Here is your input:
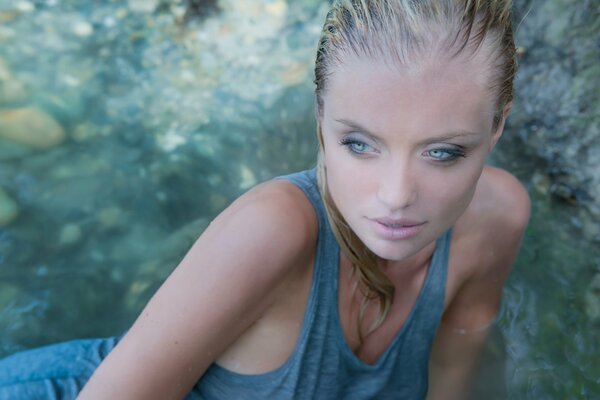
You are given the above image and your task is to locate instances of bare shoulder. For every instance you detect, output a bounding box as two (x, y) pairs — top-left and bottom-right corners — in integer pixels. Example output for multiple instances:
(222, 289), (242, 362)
(441, 166), (530, 330)
(79, 176), (318, 399)
(455, 165), (531, 263)
(217, 178), (318, 257)
(474, 165), (531, 232)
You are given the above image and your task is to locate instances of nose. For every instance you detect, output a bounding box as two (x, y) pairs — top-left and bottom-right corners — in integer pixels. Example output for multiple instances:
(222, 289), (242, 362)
(376, 163), (418, 211)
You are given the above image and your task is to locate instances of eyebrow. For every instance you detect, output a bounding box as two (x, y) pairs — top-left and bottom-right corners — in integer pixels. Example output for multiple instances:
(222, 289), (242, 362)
(333, 118), (481, 144)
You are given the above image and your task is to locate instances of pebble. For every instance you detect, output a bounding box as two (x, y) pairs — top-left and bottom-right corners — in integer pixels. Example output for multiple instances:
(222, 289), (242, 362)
(532, 171), (551, 195)
(97, 206), (125, 230)
(72, 20), (94, 37)
(72, 123), (98, 143)
(265, 0), (287, 17)
(239, 165), (257, 189)
(0, 10), (19, 23)
(128, 0), (159, 13)
(0, 188), (19, 226)
(59, 223), (82, 246)
(0, 57), (29, 106)
(0, 107), (65, 149)
(15, 1), (35, 13)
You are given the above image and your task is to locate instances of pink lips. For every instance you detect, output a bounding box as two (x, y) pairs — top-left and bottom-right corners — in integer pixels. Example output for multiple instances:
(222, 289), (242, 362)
(370, 217), (426, 240)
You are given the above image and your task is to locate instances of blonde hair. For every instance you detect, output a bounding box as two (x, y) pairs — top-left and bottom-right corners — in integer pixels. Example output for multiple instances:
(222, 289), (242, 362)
(314, 0), (517, 341)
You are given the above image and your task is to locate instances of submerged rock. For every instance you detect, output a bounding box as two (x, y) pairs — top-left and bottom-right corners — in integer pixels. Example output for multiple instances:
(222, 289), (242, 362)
(0, 107), (65, 149)
(128, 0), (159, 13)
(0, 137), (31, 160)
(0, 188), (19, 226)
(0, 58), (29, 106)
(183, 0), (220, 21)
(584, 274), (600, 321)
(59, 223), (83, 246)
(72, 20), (94, 37)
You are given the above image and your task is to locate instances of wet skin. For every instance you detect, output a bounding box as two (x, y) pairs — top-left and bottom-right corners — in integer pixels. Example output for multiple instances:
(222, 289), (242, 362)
(79, 53), (530, 400)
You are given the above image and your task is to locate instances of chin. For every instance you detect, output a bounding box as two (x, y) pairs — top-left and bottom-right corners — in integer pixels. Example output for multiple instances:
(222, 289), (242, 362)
(362, 237), (422, 262)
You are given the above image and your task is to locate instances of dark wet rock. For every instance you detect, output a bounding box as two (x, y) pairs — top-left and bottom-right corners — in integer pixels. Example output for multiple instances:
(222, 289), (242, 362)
(584, 274), (600, 321)
(183, 0), (220, 21)
(509, 0), (600, 229)
(549, 182), (593, 206)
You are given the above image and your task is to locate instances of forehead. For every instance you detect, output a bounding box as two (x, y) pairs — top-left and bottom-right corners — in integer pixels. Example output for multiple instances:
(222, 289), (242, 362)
(322, 54), (496, 138)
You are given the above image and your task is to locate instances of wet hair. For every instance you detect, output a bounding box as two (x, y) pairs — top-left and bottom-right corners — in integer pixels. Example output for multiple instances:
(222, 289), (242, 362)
(313, 0), (516, 341)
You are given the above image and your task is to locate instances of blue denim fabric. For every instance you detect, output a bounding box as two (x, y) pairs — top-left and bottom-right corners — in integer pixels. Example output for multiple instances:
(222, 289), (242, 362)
(0, 337), (119, 400)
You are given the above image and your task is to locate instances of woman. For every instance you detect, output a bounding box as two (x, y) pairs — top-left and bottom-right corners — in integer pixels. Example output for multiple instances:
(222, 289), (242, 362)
(0, 0), (529, 399)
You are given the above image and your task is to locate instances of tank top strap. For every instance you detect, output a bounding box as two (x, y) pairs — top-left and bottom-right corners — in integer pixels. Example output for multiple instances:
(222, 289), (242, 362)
(412, 227), (451, 324)
(274, 166), (340, 295)
(274, 168), (325, 222)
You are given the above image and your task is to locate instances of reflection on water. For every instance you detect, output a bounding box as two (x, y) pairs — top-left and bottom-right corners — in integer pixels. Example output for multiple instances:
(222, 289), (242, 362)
(0, 0), (598, 398)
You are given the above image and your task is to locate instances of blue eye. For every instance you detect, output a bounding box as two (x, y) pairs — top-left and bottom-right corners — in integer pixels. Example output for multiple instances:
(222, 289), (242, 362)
(339, 138), (375, 155)
(426, 148), (465, 162)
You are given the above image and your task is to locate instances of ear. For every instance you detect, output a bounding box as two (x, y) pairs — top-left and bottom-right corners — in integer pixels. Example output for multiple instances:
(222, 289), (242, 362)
(489, 102), (512, 152)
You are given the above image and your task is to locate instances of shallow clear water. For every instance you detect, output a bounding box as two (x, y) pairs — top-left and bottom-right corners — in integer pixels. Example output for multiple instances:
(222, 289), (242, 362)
(0, 1), (598, 398)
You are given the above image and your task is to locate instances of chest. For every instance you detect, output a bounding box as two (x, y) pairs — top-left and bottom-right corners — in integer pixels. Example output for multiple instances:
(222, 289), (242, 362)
(336, 242), (467, 365)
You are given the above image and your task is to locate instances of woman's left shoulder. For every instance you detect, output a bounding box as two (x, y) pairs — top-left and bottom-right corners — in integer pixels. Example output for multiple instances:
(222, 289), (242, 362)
(469, 165), (531, 237)
(454, 165), (531, 275)
(440, 167), (531, 330)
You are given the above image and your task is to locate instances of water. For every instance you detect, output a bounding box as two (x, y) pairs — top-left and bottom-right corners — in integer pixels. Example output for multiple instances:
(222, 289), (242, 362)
(0, 1), (598, 398)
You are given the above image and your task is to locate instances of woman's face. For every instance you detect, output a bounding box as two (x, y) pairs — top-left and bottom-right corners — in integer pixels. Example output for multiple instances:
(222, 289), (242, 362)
(320, 55), (505, 262)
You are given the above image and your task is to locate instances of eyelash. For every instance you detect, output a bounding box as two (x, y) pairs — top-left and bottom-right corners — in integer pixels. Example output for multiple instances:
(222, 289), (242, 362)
(424, 148), (467, 162)
(339, 138), (376, 155)
(339, 138), (467, 163)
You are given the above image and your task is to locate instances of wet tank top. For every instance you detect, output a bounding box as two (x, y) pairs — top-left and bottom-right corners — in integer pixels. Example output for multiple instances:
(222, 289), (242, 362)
(191, 168), (451, 399)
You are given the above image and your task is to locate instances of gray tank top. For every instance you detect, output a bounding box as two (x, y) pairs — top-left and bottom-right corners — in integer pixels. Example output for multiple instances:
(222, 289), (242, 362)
(191, 168), (451, 399)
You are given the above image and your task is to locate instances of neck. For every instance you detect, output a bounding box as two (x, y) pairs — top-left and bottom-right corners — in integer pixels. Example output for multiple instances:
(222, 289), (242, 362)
(377, 240), (437, 279)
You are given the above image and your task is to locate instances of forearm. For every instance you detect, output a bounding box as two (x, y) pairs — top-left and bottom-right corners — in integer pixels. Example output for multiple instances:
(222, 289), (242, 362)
(427, 323), (490, 400)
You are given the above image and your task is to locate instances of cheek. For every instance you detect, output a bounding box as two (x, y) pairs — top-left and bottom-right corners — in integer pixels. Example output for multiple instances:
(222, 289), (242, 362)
(421, 165), (482, 218)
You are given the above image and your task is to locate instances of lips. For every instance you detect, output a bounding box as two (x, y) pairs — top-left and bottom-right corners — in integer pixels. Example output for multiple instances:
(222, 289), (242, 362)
(369, 217), (426, 240)
(373, 217), (425, 227)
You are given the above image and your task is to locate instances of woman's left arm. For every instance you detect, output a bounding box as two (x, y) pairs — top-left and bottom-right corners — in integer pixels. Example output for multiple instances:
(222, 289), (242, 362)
(427, 168), (531, 400)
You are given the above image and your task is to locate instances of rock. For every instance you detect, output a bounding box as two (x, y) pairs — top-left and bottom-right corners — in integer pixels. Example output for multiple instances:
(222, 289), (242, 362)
(0, 107), (66, 149)
(584, 274), (600, 321)
(59, 223), (82, 246)
(72, 20), (94, 37)
(239, 165), (257, 189)
(0, 188), (19, 226)
(128, 0), (159, 13)
(209, 193), (228, 213)
(265, 0), (287, 17)
(531, 171), (551, 195)
(96, 206), (126, 230)
(14, 1), (35, 13)
(0, 58), (29, 106)
(0, 137), (31, 160)
(510, 0), (600, 235)
(71, 122), (98, 143)
(0, 10), (19, 23)
(34, 93), (85, 126)
(0, 283), (21, 311)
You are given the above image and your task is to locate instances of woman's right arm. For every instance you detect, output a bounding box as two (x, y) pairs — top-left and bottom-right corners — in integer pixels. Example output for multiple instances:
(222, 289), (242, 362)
(78, 180), (317, 400)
